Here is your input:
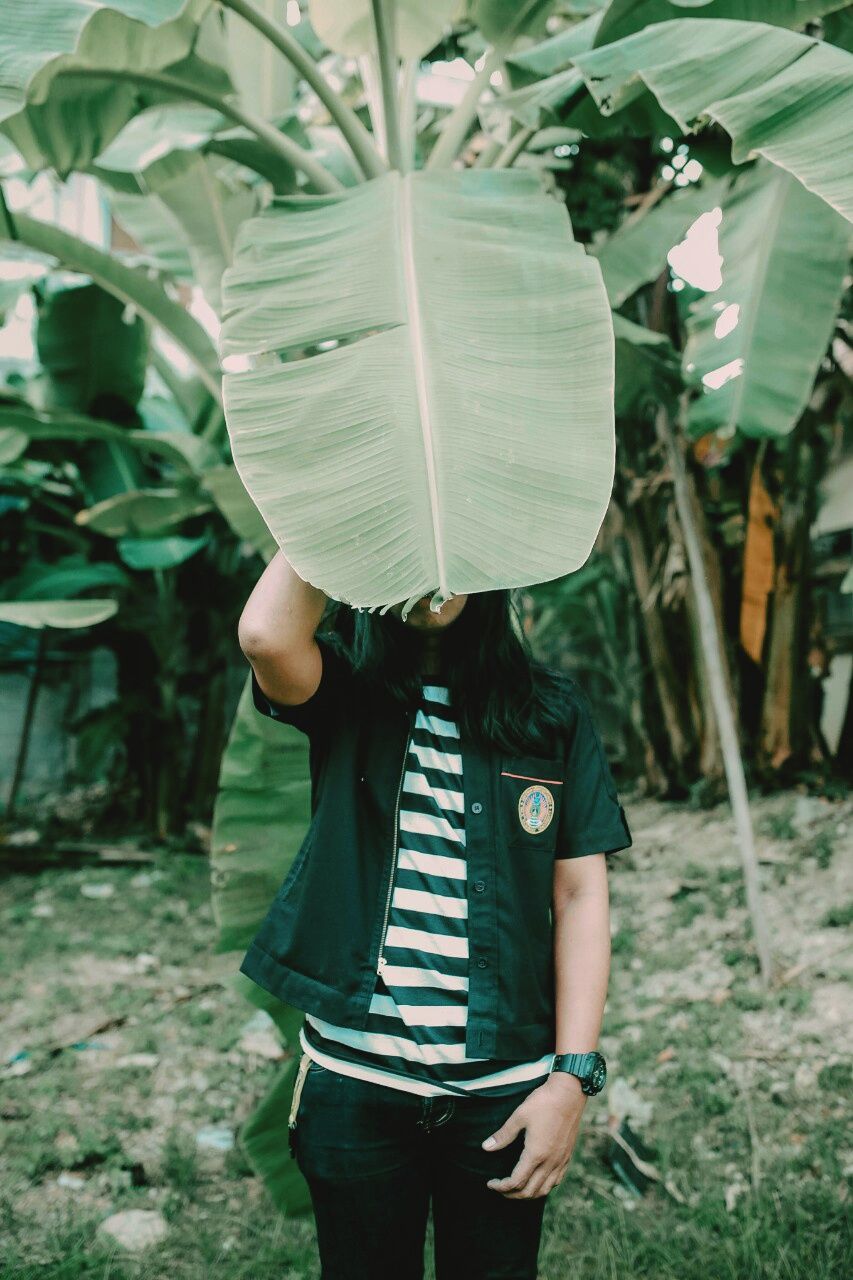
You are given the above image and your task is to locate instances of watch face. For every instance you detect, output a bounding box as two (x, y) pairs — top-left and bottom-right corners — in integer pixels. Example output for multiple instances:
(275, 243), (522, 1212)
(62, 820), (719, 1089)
(584, 1054), (607, 1095)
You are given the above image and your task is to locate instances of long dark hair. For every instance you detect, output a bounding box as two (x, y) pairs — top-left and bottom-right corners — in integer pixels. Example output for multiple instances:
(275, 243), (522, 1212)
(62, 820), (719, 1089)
(322, 589), (575, 755)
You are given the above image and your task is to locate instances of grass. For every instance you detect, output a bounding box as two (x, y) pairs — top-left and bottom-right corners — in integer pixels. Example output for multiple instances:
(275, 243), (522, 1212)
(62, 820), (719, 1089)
(1, 791), (851, 1278)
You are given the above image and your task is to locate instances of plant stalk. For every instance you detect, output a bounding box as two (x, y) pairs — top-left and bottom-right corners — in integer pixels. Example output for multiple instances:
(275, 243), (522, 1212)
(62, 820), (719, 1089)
(656, 399), (774, 986)
(371, 0), (404, 172)
(492, 124), (536, 169)
(56, 66), (342, 193)
(7, 208), (222, 400)
(217, 0), (385, 179)
(6, 631), (47, 820)
(399, 58), (419, 174)
(427, 51), (501, 170)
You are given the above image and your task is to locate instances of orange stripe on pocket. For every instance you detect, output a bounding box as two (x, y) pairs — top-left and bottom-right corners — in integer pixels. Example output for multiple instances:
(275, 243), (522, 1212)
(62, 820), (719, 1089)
(500, 772), (563, 785)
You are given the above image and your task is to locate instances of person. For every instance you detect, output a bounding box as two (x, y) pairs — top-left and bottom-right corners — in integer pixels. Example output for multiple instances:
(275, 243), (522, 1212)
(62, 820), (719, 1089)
(237, 551), (632, 1280)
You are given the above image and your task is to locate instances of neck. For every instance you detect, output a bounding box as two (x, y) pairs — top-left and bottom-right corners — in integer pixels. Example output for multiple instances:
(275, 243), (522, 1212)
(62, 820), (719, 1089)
(420, 635), (444, 677)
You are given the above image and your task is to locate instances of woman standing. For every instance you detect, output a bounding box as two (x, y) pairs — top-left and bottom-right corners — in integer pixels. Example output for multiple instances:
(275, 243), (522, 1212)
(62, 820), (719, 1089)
(238, 551), (632, 1280)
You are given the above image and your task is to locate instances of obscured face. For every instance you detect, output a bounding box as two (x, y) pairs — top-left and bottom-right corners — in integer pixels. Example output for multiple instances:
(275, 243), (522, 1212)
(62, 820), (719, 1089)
(388, 592), (468, 632)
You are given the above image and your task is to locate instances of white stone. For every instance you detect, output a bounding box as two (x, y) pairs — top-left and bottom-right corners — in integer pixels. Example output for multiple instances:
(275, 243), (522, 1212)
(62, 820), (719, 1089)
(98, 1209), (168, 1252)
(80, 883), (115, 899)
(195, 1125), (235, 1152)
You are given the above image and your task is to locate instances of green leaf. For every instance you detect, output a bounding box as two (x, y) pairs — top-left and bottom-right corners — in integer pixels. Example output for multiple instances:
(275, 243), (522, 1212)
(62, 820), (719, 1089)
(239, 1055), (313, 1216)
(613, 314), (681, 415)
(0, 429), (28, 463)
(201, 465), (278, 560)
(118, 534), (207, 569)
(34, 280), (149, 412)
(593, 182), (727, 307)
(0, 0), (231, 175)
(210, 675), (314, 1212)
(594, 0), (850, 47)
(106, 150), (258, 315)
(310, 0), (461, 57)
(219, 169), (615, 614)
(470, 0), (558, 45)
(6, 557), (130, 599)
(573, 18), (853, 222)
(75, 488), (212, 536)
(0, 402), (132, 445)
(126, 429), (221, 473)
(684, 165), (850, 438)
(481, 11), (602, 130)
(0, 599), (118, 628)
(223, 0), (298, 122)
(505, 10), (605, 84)
(1, 209), (222, 398)
(211, 675), (312, 955)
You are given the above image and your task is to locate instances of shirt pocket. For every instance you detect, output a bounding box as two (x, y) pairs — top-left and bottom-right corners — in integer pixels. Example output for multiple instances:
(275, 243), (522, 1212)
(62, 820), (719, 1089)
(498, 755), (565, 852)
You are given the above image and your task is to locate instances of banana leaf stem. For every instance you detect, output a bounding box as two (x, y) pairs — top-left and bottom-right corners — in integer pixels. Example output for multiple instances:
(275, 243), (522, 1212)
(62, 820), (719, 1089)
(474, 136), (503, 168)
(371, 0), (404, 173)
(399, 58), (419, 174)
(55, 66), (342, 194)
(426, 50), (501, 170)
(217, 0), (385, 180)
(6, 208), (223, 400)
(492, 125), (536, 169)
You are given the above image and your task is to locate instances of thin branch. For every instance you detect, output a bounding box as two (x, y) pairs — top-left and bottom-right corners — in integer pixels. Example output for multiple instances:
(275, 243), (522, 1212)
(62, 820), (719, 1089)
(371, 0), (403, 172)
(217, 0), (385, 180)
(56, 66), (342, 193)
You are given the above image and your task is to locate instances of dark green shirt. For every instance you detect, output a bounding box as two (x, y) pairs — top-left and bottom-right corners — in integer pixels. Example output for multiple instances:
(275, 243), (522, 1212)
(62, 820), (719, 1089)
(239, 635), (632, 1061)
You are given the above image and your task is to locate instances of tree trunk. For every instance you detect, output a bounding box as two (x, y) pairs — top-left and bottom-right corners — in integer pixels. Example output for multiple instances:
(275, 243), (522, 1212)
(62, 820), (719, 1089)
(656, 401), (774, 985)
(760, 418), (823, 771)
(621, 502), (693, 782)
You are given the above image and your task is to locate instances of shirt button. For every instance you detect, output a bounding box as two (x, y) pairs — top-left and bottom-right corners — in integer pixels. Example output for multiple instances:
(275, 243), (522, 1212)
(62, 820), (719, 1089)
(471, 801), (483, 814)
(476, 957), (488, 969)
(473, 880), (486, 893)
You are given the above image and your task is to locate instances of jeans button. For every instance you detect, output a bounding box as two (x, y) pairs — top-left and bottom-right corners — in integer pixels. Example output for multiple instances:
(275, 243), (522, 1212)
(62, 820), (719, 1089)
(476, 957), (488, 969)
(471, 801), (483, 814)
(473, 880), (486, 893)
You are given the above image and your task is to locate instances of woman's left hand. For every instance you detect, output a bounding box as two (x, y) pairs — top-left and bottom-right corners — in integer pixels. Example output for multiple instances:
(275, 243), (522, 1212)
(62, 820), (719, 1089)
(481, 1072), (588, 1198)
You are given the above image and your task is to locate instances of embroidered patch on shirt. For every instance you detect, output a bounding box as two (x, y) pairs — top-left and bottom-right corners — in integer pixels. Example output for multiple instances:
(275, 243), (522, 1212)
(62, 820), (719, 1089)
(518, 784), (555, 834)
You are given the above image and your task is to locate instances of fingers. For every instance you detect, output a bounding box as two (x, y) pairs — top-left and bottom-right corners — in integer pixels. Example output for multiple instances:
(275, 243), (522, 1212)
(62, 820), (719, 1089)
(487, 1159), (568, 1200)
(481, 1110), (525, 1152)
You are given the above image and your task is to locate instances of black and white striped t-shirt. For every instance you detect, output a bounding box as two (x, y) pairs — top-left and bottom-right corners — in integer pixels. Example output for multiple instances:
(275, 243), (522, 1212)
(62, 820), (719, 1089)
(299, 680), (554, 1097)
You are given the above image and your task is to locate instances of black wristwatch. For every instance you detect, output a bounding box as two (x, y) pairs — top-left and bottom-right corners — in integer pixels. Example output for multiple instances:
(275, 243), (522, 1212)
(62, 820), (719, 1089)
(550, 1051), (607, 1095)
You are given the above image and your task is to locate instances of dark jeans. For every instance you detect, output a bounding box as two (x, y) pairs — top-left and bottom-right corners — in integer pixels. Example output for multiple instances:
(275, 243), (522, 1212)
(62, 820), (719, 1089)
(290, 1057), (548, 1280)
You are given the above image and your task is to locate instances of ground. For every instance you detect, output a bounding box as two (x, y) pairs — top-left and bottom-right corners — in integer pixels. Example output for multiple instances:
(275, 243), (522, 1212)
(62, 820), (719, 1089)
(1, 790), (851, 1279)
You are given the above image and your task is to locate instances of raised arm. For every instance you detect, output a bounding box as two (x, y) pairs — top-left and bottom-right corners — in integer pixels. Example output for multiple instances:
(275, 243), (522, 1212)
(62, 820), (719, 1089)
(238, 551), (328, 707)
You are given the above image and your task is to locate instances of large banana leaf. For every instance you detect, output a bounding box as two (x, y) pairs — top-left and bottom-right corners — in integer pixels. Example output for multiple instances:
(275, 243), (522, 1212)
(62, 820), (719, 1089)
(210, 676), (314, 1214)
(0, 0), (228, 175)
(572, 19), (853, 223)
(594, 0), (850, 47)
(220, 169), (615, 615)
(684, 165), (851, 439)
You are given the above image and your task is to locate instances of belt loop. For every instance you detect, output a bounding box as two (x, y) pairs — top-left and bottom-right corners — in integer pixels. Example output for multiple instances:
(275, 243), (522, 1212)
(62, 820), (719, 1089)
(288, 1051), (312, 1129)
